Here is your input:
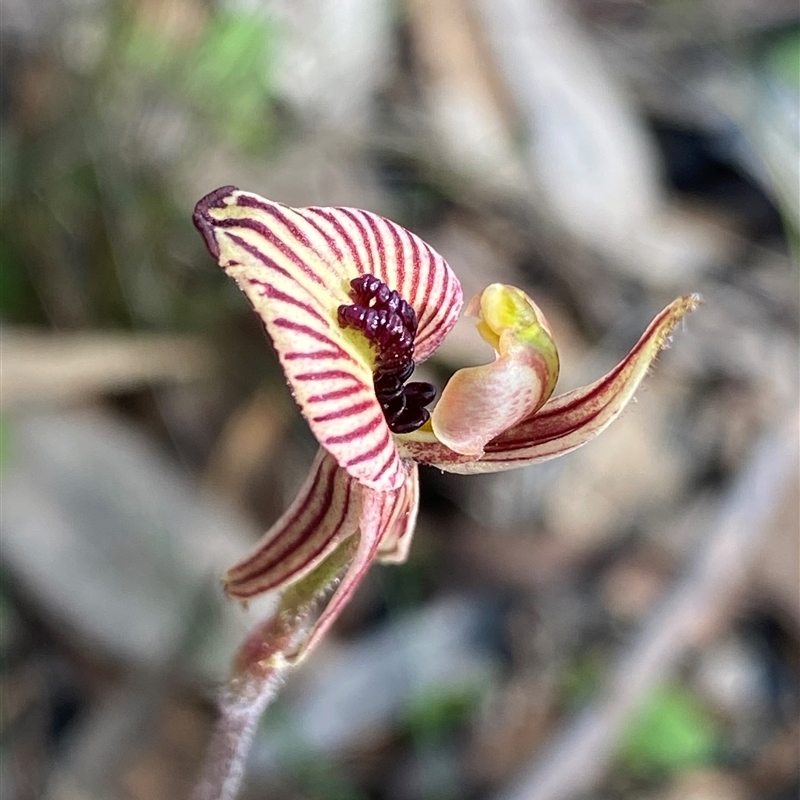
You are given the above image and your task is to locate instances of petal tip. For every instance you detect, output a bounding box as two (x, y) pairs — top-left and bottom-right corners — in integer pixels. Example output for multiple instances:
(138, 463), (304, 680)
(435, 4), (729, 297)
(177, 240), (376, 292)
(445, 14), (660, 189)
(222, 570), (245, 600)
(679, 292), (703, 312)
(655, 293), (703, 350)
(193, 185), (239, 259)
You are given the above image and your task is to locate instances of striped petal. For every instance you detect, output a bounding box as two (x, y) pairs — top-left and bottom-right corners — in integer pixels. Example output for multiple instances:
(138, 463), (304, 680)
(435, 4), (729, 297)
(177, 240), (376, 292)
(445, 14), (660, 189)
(289, 460), (418, 661)
(224, 446), (418, 651)
(194, 187), (463, 490)
(431, 284), (559, 456)
(399, 295), (701, 472)
(375, 463), (420, 564)
(224, 448), (363, 600)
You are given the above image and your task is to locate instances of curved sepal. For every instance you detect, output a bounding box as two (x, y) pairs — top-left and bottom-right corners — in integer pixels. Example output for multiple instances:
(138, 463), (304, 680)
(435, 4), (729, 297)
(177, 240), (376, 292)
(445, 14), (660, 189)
(431, 284), (559, 455)
(224, 448), (419, 662)
(194, 187), (462, 490)
(224, 448), (363, 599)
(375, 462), (420, 564)
(400, 295), (701, 472)
(288, 460), (418, 661)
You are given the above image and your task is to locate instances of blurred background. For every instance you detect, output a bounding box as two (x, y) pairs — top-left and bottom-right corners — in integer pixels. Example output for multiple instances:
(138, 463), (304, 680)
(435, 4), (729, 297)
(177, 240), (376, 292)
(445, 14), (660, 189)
(1, 0), (798, 798)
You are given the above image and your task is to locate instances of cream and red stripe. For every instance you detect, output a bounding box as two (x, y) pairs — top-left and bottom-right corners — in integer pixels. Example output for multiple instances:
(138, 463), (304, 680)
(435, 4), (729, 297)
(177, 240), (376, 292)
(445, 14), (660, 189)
(224, 449), (363, 599)
(195, 188), (462, 491)
(399, 295), (701, 473)
(376, 463), (420, 565)
(225, 447), (418, 654)
(293, 460), (418, 660)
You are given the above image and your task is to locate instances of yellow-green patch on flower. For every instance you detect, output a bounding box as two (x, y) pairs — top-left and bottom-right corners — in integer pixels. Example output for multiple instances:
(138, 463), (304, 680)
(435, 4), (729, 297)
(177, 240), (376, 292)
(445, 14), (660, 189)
(430, 283), (560, 456)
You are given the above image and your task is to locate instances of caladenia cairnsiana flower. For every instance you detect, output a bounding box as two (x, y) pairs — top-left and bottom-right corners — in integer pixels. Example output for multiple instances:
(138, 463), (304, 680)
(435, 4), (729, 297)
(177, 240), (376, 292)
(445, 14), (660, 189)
(191, 185), (699, 799)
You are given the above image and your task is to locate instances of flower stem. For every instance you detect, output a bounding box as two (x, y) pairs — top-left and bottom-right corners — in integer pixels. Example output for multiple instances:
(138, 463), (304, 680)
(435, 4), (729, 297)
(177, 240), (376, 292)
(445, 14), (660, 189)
(191, 670), (283, 800)
(192, 536), (359, 799)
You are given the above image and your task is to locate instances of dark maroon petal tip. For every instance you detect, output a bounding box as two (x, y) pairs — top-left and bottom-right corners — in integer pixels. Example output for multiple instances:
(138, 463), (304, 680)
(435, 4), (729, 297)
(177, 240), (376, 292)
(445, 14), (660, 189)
(192, 185), (239, 259)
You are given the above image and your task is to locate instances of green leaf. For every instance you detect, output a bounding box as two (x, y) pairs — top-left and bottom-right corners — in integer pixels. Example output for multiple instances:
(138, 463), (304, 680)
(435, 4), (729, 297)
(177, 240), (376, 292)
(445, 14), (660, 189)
(121, 8), (275, 150)
(618, 684), (720, 777)
(180, 11), (274, 149)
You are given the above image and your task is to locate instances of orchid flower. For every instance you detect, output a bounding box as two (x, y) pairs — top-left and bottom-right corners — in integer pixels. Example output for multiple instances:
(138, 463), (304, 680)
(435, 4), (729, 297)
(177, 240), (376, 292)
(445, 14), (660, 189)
(191, 186), (698, 800)
(194, 185), (699, 667)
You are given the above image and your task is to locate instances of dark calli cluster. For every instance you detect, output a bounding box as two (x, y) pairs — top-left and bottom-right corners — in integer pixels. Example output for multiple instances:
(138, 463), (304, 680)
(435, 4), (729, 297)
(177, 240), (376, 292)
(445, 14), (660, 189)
(338, 275), (436, 433)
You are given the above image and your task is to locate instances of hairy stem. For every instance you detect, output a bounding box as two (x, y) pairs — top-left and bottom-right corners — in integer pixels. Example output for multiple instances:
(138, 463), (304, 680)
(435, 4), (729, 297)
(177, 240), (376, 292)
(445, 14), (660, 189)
(191, 670), (284, 800)
(191, 535), (359, 800)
